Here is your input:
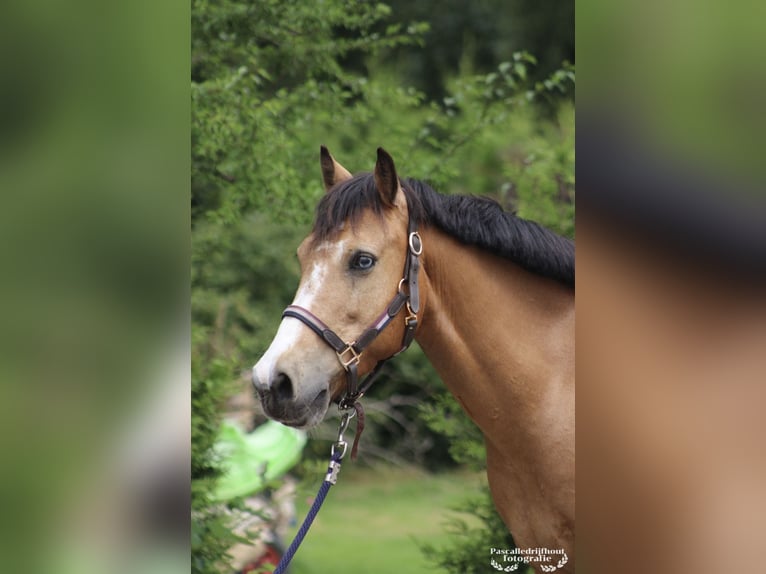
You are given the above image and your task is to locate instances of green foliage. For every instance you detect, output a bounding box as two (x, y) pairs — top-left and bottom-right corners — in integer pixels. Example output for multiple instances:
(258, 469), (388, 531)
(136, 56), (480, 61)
(191, 0), (426, 225)
(420, 487), (530, 574)
(191, 326), (241, 573)
(419, 390), (486, 470)
(502, 103), (575, 238)
(377, 0), (574, 101)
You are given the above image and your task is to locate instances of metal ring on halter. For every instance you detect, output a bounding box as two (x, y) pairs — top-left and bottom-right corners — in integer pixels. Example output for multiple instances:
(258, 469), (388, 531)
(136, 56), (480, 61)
(408, 231), (423, 255)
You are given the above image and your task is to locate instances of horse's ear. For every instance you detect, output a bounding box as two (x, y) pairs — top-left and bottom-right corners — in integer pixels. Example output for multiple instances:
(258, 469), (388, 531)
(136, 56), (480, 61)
(320, 145), (352, 192)
(374, 147), (400, 207)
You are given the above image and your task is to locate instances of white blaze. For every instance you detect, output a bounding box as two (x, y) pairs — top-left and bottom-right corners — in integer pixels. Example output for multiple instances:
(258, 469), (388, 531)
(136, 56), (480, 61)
(253, 241), (345, 386)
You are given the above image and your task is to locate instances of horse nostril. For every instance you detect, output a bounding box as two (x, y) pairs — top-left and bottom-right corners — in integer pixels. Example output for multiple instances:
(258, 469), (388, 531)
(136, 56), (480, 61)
(272, 372), (294, 402)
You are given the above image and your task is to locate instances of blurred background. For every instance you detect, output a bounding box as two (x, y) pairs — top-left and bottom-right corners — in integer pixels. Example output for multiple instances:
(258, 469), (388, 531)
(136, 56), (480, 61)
(578, 0), (766, 572)
(191, 1), (573, 573)
(0, 1), (189, 573)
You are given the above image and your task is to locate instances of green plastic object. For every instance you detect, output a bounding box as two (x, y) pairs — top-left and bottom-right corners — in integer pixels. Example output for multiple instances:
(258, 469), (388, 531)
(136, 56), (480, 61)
(212, 420), (307, 502)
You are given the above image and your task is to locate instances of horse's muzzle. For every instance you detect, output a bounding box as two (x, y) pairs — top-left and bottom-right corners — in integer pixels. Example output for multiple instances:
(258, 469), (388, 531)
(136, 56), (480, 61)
(253, 367), (329, 429)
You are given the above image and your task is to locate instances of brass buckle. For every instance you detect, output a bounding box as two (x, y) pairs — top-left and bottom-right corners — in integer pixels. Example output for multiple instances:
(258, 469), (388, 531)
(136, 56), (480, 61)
(336, 342), (361, 370)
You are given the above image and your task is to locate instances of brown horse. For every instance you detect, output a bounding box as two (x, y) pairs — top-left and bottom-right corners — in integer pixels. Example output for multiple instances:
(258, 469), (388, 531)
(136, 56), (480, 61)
(253, 148), (575, 572)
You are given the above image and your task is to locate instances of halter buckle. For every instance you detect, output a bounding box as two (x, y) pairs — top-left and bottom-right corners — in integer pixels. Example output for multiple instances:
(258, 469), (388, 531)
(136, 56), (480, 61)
(336, 342), (361, 370)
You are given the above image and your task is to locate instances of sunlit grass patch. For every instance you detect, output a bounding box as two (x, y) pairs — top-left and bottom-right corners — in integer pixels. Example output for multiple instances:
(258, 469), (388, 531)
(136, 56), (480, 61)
(288, 466), (484, 574)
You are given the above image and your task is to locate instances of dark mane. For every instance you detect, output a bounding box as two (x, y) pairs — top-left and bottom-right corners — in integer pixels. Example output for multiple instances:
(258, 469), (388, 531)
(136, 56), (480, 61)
(313, 173), (574, 287)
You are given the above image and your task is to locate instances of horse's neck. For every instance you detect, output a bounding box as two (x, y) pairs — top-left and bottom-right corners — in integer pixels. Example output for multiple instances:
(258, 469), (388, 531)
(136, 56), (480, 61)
(415, 227), (575, 446)
(415, 227), (575, 561)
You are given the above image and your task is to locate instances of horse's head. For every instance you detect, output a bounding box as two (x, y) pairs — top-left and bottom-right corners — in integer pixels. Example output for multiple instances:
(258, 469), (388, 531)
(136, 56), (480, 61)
(252, 147), (422, 428)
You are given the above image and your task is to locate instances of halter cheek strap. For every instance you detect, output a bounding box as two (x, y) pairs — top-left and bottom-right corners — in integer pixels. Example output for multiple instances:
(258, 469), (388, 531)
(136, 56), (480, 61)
(281, 219), (422, 411)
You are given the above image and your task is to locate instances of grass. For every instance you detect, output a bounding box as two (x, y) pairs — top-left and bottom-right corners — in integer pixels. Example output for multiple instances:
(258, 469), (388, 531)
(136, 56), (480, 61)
(286, 465), (485, 574)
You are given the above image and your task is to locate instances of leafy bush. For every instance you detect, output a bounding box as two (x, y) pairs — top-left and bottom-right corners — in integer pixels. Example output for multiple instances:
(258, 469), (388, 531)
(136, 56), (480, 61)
(191, 327), (241, 573)
(421, 487), (530, 574)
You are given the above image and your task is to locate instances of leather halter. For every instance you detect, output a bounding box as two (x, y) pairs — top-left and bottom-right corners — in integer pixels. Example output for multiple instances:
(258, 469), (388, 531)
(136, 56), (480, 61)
(282, 217), (422, 410)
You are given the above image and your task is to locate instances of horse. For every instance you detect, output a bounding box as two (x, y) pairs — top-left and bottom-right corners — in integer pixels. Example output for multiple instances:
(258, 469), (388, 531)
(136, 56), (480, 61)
(252, 147), (575, 572)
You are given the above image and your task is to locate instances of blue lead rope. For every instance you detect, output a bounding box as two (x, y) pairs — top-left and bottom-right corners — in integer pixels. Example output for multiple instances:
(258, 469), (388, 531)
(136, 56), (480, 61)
(272, 412), (353, 574)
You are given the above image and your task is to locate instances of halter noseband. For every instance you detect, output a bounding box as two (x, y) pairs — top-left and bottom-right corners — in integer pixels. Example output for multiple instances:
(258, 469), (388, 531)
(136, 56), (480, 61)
(282, 217), (422, 410)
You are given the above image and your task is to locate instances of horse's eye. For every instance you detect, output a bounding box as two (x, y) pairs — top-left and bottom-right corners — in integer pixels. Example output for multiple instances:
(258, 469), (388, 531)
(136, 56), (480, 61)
(350, 252), (376, 271)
